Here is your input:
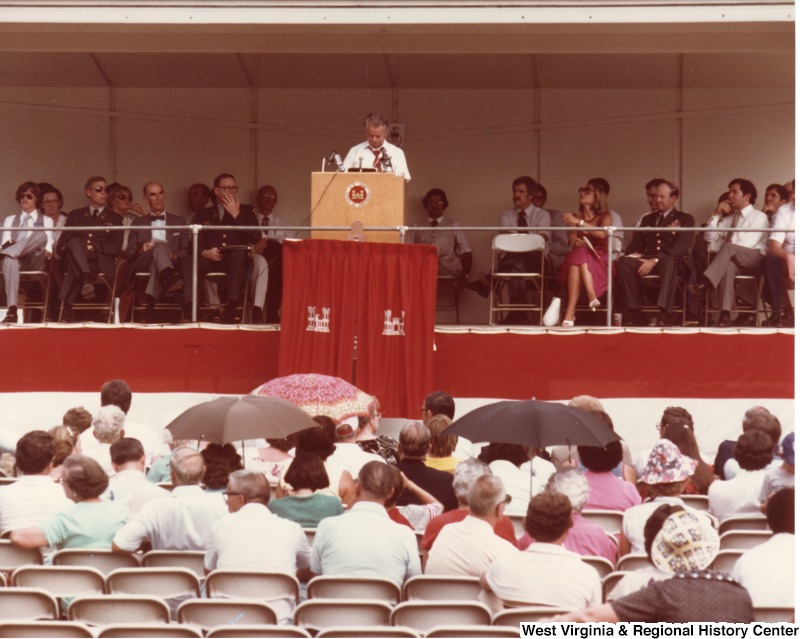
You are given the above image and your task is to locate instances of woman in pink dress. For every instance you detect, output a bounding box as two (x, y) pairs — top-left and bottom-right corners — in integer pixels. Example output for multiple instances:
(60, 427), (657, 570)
(558, 184), (612, 327)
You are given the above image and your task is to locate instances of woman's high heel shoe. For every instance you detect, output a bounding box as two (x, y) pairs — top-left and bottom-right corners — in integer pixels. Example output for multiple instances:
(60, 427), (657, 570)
(588, 299), (601, 311)
(561, 319), (575, 327)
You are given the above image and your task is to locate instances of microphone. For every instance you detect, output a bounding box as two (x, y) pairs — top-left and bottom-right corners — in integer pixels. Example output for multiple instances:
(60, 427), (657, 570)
(358, 156), (363, 171)
(380, 149), (393, 173)
(327, 151), (345, 172)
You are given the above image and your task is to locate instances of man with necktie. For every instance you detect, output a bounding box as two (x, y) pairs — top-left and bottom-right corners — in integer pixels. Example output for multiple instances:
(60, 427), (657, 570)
(691, 178), (769, 327)
(342, 113), (411, 181)
(251, 185), (290, 323)
(124, 182), (189, 323)
(56, 176), (123, 322)
(618, 179), (695, 327)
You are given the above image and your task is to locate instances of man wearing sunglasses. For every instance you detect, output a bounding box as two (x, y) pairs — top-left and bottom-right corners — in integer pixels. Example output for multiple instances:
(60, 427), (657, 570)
(1, 182), (54, 324)
(56, 176), (123, 322)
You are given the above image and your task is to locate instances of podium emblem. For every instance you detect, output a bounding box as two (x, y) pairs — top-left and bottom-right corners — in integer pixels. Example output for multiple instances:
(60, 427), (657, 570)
(345, 182), (371, 208)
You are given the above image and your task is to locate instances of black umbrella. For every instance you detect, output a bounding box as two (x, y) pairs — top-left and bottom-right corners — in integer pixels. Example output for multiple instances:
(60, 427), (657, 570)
(166, 395), (318, 445)
(445, 399), (620, 449)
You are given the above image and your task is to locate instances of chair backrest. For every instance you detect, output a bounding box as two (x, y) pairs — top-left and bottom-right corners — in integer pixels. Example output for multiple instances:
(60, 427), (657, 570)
(401, 575), (483, 602)
(506, 515), (525, 539)
(207, 625), (312, 638)
(177, 598), (278, 631)
(206, 570), (300, 603)
(0, 588), (58, 621)
(12, 565), (106, 614)
(141, 550), (206, 578)
(719, 530), (772, 551)
(581, 509), (624, 534)
(427, 626), (519, 638)
(680, 495), (710, 512)
(317, 628), (420, 638)
(308, 575), (401, 604)
(68, 595), (171, 627)
(390, 601), (492, 634)
(709, 549), (744, 573)
(107, 567), (201, 599)
(718, 515), (769, 535)
(294, 600), (393, 632)
(616, 553), (651, 572)
(0, 539), (43, 571)
(492, 233), (546, 254)
(752, 607), (795, 623)
(0, 621), (94, 638)
(580, 556), (615, 579)
(52, 548), (140, 575)
(492, 606), (572, 626)
(97, 624), (203, 638)
(601, 571), (627, 602)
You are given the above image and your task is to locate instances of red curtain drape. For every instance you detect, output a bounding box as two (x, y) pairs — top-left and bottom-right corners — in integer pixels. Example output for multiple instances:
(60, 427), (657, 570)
(279, 239), (438, 416)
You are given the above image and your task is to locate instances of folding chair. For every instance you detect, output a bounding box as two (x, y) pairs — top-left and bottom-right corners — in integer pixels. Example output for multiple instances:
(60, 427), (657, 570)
(489, 233), (546, 325)
(718, 515), (769, 535)
(97, 624), (203, 638)
(206, 570), (300, 603)
(12, 565), (106, 616)
(0, 588), (58, 621)
(68, 595), (170, 627)
(308, 576), (401, 604)
(0, 621), (93, 638)
(681, 495), (710, 512)
(401, 575), (482, 602)
(427, 626), (519, 638)
(177, 598), (278, 632)
(506, 514), (525, 538)
(581, 509), (624, 534)
(492, 606), (572, 626)
(59, 271), (117, 323)
(317, 628), (420, 638)
(581, 555), (615, 579)
(129, 272), (183, 323)
(294, 600), (393, 633)
(638, 273), (688, 326)
(107, 567), (200, 600)
(709, 549), (744, 573)
(601, 571), (626, 602)
(390, 601), (492, 634)
(0, 539), (43, 571)
(0, 269), (51, 323)
(197, 272), (250, 323)
(141, 550), (205, 578)
(719, 530), (771, 550)
(207, 625), (312, 638)
(615, 553), (651, 572)
(52, 548), (140, 575)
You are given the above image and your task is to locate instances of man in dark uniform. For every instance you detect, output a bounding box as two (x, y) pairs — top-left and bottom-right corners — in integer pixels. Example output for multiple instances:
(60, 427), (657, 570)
(192, 173), (260, 323)
(618, 179), (695, 327)
(57, 176), (123, 322)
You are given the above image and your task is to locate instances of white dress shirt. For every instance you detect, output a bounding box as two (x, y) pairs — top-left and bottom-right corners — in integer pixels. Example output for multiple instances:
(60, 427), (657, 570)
(103, 469), (171, 517)
(1, 210), (55, 254)
(769, 203), (795, 254)
(0, 474), (71, 534)
(256, 212), (291, 242)
(704, 205), (769, 253)
(731, 532), (795, 606)
(342, 140), (411, 180)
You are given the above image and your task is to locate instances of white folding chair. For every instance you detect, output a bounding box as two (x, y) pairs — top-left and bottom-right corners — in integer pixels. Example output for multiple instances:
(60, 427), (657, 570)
(580, 555), (615, 579)
(52, 548), (140, 575)
(11, 565), (106, 616)
(390, 601), (492, 634)
(0, 588), (58, 621)
(718, 515), (769, 535)
(294, 600), (393, 633)
(97, 624), (203, 638)
(581, 509), (624, 534)
(492, 606), (572, 626)
(308, 575), (401, 604)
(489, 233), (546, 325)
(141, 550), (205, 578)
(401, 575), (482, 602)
(177, 598), (278, 632)
(719, 530), (772, 550)
(0, 621), (93, 637)
(68, 595), (170, 627)
(207, 625), (311, 638)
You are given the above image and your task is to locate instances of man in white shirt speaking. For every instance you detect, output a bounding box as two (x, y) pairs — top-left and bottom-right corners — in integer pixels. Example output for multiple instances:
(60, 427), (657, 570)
(343, 113), (411, 181)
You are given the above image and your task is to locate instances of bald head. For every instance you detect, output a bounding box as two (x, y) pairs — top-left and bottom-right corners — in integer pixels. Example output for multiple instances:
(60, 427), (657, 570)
(399, 422), (431, 459)
(228, 469), (271, 505)
(170, 446), (205, 486)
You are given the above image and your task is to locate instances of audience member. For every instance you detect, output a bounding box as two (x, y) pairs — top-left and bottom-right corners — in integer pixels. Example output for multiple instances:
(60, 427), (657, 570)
(244, 435), (296, 486)
(732, 487), (794, 607)
(578, 439), (641, 511)
(146, 430), (190, 484)
(708, 429), (774, 521)
(586, 177), (624, 258)
(518, 469), (617, 564)
(758, 432), (794, 511)
(424, 414), (459, 473)
(762, 180), (794, 327)
(724, 410), (782, 479)
(105, 438), (169, 516)
(385, 471), (444, 532)
(325, 416), (385, 501)
(82, 405), (126, 476)
(483, 491), (601, 608)
(426, 475), (517, 612)
(268, 451), (344, 527)
(762, 182), (789, 223)
(251, 185), (288, 323)
(551, 509), (753, 623)
(713, 405), (771, 478)
(113, 447), (226, 552)
(342, 113), (411, 180)
(12, 455), (128, 550)
(201, 443), (243, 492)
(356, 397), (399, 465)
(294, 416), (354, 502)
(535, 183), (569, 274)
(205, 469), (312, 623)
(310, 461), (421, 586)
(186, 183), (210, 223)
(0, 431), (70, 535)
(62, 407), (93, 434)
(659, 416), (714, 495)
(479, 442), (546, 516)
(48, 425), (81, 482)
(396, 422), (457, 511)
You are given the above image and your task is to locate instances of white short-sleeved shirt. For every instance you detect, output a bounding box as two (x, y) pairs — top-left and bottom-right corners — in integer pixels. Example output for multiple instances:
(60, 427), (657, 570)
(769, 203), (795, 254)
(342, 141), (410, 180)
(732, 533), (795, 606)
(708, 469), (765, 521)
(0, 475), (71, 534)
(103, 469), (171, 517)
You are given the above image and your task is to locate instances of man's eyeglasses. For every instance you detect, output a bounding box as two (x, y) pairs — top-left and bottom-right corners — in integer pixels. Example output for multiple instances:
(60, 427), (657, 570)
(92, 186), (108, 193)
(116, 194), (133, 201)
(222, 491), (242, 501)
(19, 193), (35, 201)
(218, 186), (240, 193)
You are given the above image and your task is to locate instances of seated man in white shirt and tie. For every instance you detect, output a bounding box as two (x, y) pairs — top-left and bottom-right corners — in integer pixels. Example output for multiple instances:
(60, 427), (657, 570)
(342, 113), (411, 180)
(691, 178), (769, 327)
(1, 182), (54, 324)
(251, 185), (290, 323)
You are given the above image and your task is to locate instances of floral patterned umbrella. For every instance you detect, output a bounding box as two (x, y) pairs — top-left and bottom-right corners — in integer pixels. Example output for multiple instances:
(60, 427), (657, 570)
(251, 373), (373, 424)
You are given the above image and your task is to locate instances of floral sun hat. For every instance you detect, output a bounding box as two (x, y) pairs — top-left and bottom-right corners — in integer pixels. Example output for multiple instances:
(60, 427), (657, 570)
(640, 438), (698, 485)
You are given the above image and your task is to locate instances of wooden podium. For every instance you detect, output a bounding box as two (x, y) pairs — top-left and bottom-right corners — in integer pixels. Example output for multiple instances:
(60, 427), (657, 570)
(310, 172), (406, 244)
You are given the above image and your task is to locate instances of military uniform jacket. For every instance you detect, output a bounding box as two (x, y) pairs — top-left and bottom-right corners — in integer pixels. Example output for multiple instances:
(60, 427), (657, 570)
(193, 204), (260, 252)
(625, 209), (695, 260)
(55, 206), (123, 258)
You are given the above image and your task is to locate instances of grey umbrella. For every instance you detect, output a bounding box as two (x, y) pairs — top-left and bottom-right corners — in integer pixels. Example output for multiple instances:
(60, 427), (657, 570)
(165, 395), (318, 445)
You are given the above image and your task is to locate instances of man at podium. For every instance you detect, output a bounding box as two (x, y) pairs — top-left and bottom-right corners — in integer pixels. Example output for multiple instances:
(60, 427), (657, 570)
(343, 113), (411, 181)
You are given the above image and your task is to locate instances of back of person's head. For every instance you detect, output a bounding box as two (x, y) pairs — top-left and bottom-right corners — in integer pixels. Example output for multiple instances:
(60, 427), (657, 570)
(743, 406), (771, 429)
(578, 440), (623, 473)
(170, 447), (206, 486)
(660, 406), (694, 431)
(100, 379), (132, 414)
(283, 450), (330, 492)
(781, 432), (794, 468)
(265, 435), (296, 453)
(15, 430), (55, 475)
(228, 469), (271, 505)
(453, 458), (490, 504)
(335, 416), (359, 442)
(62, 454), (109, 500)
(733, 429), (774, 471)
(62, 407), (93, 434)
(467, 475), (507, 517)
(357, 460), (397, 502)
(568, 395), (605, 413)
(48, 425), (79, 468)
(749, 414), (782, 446)
(643, 504), (685, 563)
(399, 422), (431, 458)
(295, 417), (337, 461)
(201, 443), (243, 490)
(766, 487), (794, 534)
(661, 416), (712, 494)
(545, 469), (590, 513)
(92, 405), (125, 444)
(648, 509), (720, 574)
(524, 491), (573, 542)
(478, 442), (531, 468)
(110, 438), (145, 466)
(424, 391), (455, 419)
(427, 414), (456, 457)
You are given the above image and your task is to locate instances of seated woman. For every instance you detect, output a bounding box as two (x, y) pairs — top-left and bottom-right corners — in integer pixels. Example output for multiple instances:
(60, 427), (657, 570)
(11, 455), (128, 550)
(268, 451), (344, 527)
(424, 414), (459, 473)
(202, 443), (243, 493)
(558, 183), (612, 327)
(579, 437), (641, 512)
(356, 396), (399, 465)
(48, 425), (81, 483)
(660, 415), (714, 495)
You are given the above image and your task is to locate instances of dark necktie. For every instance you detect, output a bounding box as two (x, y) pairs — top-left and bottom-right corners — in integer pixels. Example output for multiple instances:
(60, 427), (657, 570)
(91, 208), (99, 221)
(725, 211), (741, 243)
(517, 210), (527, 227)
(372, 149), (383, 172)
(152, 215), (165, 222)
(430, 218), (438, 227)
(262, 216), (270, 227)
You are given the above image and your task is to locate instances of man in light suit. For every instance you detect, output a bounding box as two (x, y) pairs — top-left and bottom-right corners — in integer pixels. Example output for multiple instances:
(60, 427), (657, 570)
(125, 182), (190, 323)
(56, 176), (123, 322)
(1, 182), (54, 324)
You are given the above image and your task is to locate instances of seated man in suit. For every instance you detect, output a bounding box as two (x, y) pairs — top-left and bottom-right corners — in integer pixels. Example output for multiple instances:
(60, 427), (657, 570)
(56, 176), (123, 322)
(125, 181), (190, 323)
(618, 179), (695, 326)
(251, 184), (290, 323)
(193, 173), (260, 323)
